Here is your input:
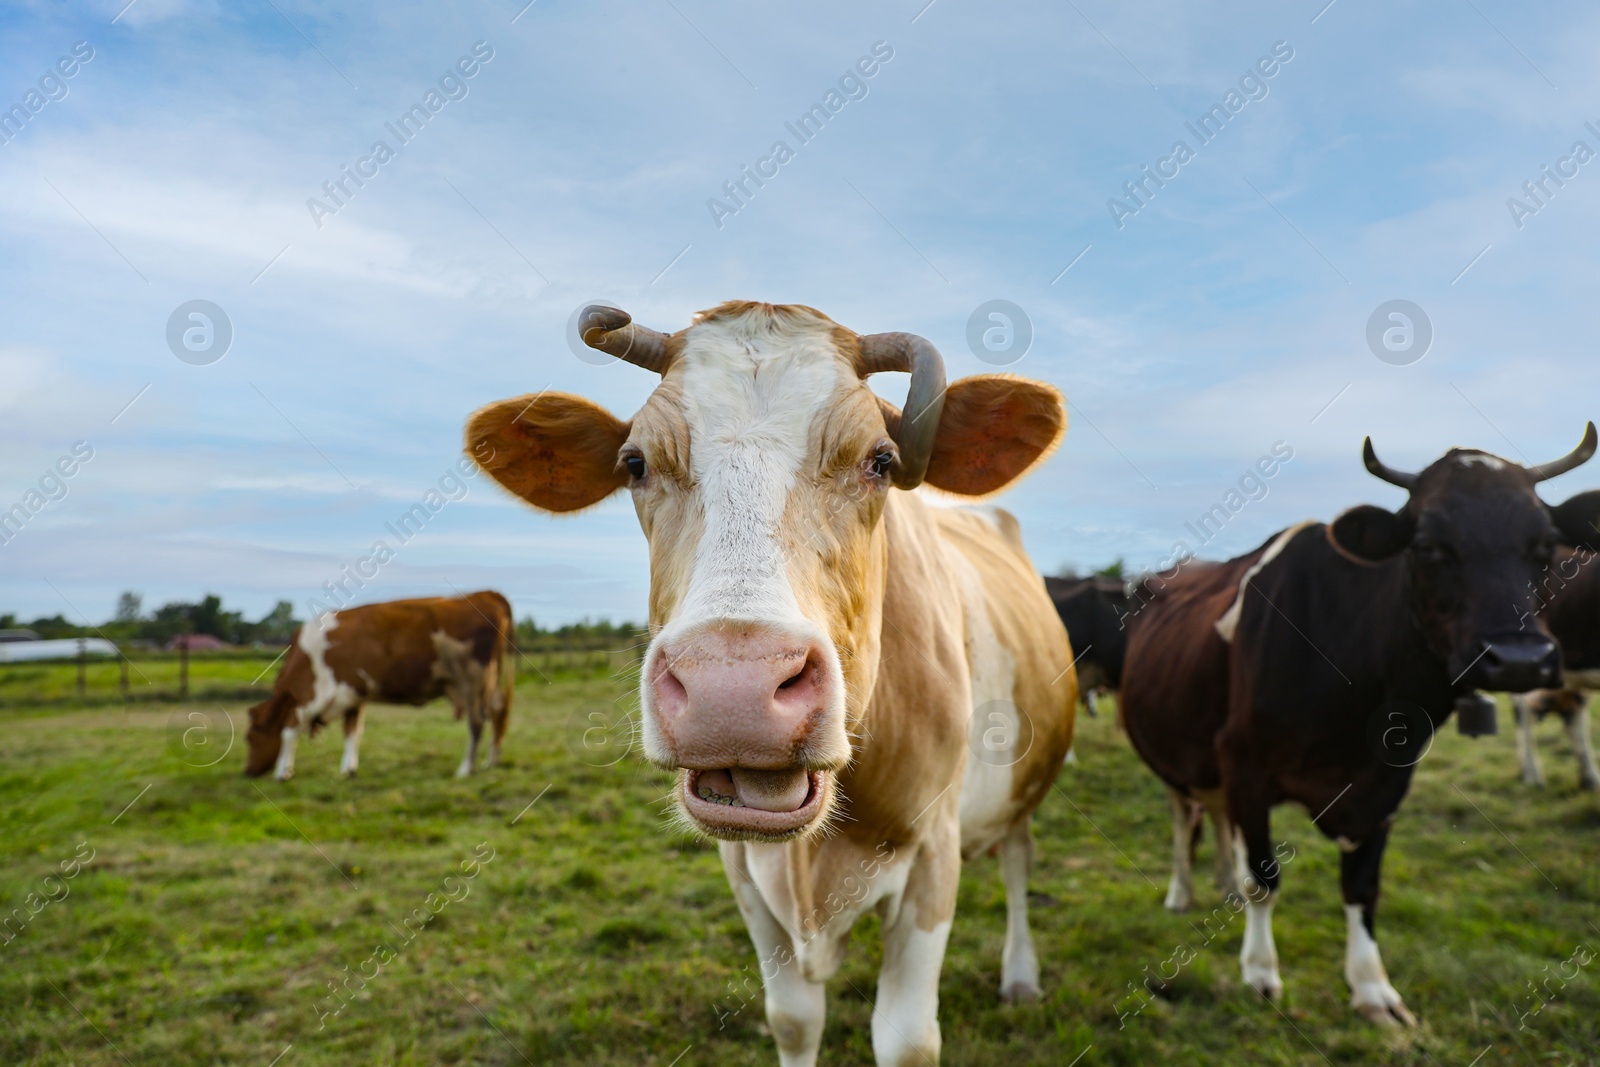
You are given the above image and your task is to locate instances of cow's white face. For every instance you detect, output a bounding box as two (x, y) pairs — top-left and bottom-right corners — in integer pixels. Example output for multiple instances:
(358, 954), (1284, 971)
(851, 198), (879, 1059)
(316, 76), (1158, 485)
(468, 301), (1065, 841)
(626, 309), (889, 839)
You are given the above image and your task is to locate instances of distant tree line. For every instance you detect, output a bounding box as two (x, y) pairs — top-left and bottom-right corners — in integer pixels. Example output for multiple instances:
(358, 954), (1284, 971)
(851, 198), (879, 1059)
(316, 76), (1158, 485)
(0, 592), (301, 646)
(513, 616), (645, 650)
(1054, 558), (1126, 581)
(0, 595), (643, 650)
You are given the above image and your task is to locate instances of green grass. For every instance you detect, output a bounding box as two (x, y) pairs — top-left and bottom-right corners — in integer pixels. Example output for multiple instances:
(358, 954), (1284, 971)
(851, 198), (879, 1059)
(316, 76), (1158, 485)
(2, 678), (1598, 1065)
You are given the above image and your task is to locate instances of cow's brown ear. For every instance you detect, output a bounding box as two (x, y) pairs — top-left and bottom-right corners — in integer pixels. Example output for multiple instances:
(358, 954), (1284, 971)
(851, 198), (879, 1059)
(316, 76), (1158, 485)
(466, 393), (630, 513)
(1550, 490), (1600, 551)
(1327, 504), (1414, 563)
(919, 375), (1065, 497)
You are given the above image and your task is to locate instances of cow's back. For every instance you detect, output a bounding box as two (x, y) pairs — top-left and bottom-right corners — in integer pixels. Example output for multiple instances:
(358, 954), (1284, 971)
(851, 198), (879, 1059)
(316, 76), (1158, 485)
(932, 506), (1076, 854)
(315, 592), (511, 706)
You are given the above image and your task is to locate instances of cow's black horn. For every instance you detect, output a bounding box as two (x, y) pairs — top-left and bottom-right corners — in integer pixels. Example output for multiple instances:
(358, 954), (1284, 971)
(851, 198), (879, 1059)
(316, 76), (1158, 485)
(857, 332), (947, 489)
(580, 305), (672, 374)
(1362, 437), (1418, 491)
(1527, 421), (1599, 484)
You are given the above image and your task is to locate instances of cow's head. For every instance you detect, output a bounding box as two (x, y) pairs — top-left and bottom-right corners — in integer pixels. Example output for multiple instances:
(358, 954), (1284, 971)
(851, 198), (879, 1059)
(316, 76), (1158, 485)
(1328, 425), (1599, 691)
(243, 692), (293, 777)
(467, 302), (1063, 840)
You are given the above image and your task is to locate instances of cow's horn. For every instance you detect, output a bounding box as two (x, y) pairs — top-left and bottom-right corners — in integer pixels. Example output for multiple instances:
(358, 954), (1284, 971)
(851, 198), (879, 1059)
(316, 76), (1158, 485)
(1362, 437), (1418, 491)
(580, 305), (671, 373)
(1527, 422), (1599, 484)
(857, 332), (947, 489)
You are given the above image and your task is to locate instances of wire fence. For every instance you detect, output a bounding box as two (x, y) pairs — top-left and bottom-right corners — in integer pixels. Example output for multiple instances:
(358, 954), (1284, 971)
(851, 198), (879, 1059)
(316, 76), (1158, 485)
(0, 636), (650, 709)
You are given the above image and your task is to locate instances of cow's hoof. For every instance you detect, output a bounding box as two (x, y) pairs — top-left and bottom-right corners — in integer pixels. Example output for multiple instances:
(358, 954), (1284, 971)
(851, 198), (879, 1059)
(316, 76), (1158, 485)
(1522, 773), (1546, 787)
(454, 764), (473, 778)
(1163, 888), (1194, 913)
(1242, 966), (1283, 1001)
(1355, 1000), (1417, 1027)
(1352, 980), (1416, 1027)
(275, 773), (294, 782)
(342, 769), (357, 779)
(1000, 981), (1041, 1005)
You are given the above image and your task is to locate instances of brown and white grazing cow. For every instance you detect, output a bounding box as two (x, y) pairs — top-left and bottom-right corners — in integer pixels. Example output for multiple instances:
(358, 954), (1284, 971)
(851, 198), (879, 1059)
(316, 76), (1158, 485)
(1512, 490), (1600, 790)
(243, 592), (514, 780)
(1120, 430), (1599, 1026)
(467, 302), (1075, 1066)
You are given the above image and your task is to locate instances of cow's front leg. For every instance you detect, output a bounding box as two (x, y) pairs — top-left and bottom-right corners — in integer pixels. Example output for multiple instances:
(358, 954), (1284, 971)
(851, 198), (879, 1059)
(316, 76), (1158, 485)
(719, 844), (824, 1067)
(340, 705), (366, 777)
(874, 844), (956, 1066)
(998, 819), (1041, 1001)
(1232, 801), (1282, 1000)
(1340, 823), (1415, 1026)
(1565, 696), (1600, 790)
(1513, 694), (1546, 786)
(274, 726), (298, 781)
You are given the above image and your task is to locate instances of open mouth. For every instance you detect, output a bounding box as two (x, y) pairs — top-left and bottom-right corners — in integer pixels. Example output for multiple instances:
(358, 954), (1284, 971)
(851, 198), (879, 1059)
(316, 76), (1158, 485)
(681, 768), (829, 838)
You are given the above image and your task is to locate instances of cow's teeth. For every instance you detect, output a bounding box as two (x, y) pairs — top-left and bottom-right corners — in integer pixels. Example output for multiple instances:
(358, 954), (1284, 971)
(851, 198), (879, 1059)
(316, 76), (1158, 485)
(696, 784), (744, 806)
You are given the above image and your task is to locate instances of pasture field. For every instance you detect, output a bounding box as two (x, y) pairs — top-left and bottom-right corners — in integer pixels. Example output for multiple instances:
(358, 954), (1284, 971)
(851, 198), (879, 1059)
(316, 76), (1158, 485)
(2, 672), (1598, 1066)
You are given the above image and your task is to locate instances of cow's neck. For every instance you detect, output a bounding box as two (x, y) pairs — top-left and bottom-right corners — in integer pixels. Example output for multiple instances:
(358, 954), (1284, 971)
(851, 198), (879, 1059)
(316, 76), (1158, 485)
(837, 491), (972, 842)
(1328, 553), (1454, 716)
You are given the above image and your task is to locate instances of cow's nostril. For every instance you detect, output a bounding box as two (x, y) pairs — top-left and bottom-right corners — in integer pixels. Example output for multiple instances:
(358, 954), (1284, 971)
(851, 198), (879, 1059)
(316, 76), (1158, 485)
(655, 662), (688, 711)
(778, 666), (805, 690)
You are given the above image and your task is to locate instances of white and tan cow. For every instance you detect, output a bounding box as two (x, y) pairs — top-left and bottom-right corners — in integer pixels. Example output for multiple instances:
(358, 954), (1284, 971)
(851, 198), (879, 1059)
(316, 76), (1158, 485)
(243, 592), (514, 780)
(1511, 514), (1600, 791)
(1514, 683), (1600, 789)
(467, 302), (1076, 1065)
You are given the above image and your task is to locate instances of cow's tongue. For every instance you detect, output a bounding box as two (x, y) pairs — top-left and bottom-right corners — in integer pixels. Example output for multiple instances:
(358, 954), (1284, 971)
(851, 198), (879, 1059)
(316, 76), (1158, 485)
(728, 768), (810, 812)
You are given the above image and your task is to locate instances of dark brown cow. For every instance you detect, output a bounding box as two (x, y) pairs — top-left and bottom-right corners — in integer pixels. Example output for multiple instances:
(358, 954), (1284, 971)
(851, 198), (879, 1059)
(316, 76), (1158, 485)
(1118, 555), (1254, 913)
(243, 592), (514, 779)
(1043, 575), (1129, 717)
(1121, 429), (1600, 1026)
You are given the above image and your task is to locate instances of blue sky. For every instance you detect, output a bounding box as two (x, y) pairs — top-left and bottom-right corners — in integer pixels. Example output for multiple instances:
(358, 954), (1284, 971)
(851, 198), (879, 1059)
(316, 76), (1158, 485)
(3, 0), (1600, 627)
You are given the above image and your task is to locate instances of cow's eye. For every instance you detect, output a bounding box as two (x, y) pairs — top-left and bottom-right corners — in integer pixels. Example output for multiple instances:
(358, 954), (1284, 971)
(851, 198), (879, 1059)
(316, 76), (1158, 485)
(867, 442), (896, 480)
(1412, 539), (1449, 563)
(623, 452), (647, 480)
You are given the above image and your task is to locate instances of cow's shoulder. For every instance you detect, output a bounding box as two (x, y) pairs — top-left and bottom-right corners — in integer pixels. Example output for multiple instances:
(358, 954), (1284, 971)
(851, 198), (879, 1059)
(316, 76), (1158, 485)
(1213, 521), (1325, 642)
(929, 504), (1032, 575)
